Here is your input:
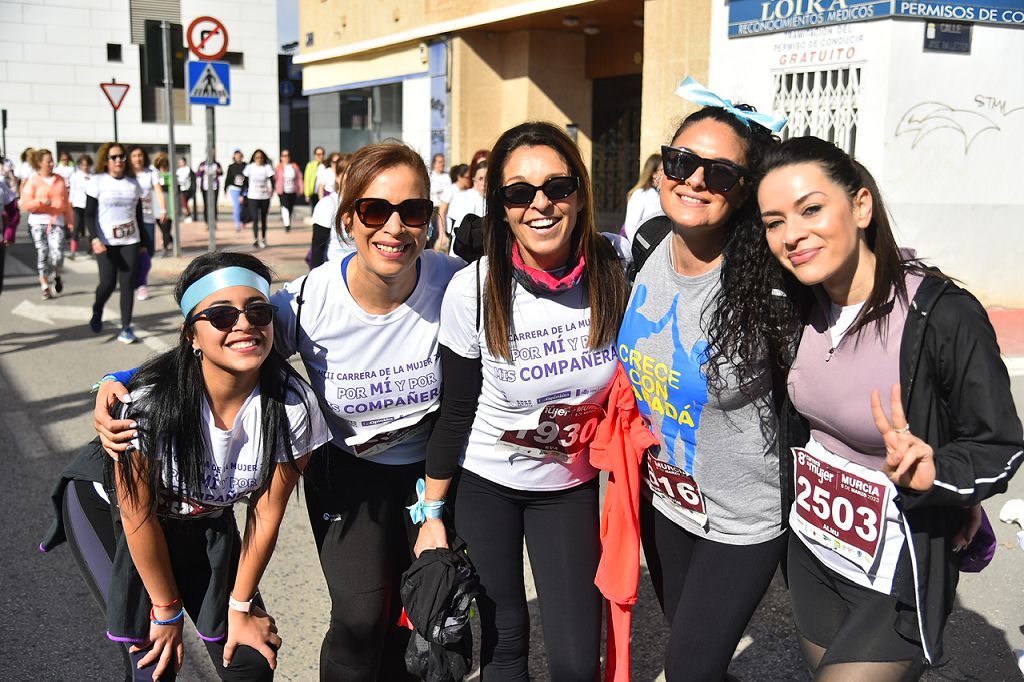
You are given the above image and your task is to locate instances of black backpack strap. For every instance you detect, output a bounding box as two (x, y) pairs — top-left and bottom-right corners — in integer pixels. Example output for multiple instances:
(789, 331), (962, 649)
(475, 258), (481, 333)
(627, 215), (672, 283)
(294, 274), (308, 351)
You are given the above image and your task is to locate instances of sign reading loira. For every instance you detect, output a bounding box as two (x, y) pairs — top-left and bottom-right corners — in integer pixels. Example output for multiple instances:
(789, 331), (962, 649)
(728, 0), (1024, 37)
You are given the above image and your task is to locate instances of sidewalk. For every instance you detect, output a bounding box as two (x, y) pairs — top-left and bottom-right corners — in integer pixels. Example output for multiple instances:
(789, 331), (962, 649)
(147, 204), (314, 286)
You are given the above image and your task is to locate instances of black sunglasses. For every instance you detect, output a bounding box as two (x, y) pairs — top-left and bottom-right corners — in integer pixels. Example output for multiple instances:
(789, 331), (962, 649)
(660, 146), (747, 193)
(108, 154), (126, 161)
(354, 198), (433, 228)
(499, 176), (579, 207)
(191, 302), (277, 330)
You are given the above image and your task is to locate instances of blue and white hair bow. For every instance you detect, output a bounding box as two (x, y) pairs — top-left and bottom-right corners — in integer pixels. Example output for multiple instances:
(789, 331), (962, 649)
(407, 478), (445, 524)
(675, 77), (787, 134)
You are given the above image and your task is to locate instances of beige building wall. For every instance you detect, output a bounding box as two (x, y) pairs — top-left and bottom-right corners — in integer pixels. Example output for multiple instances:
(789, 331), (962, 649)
(639, 0), (712, 160)
(451, 31), (592, 169)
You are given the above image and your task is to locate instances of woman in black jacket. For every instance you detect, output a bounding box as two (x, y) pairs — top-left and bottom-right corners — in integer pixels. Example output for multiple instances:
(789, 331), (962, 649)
(752, 136), (1022, 679)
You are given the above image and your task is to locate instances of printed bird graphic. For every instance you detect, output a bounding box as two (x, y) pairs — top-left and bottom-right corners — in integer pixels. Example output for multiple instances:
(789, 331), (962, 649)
(895, 102), (1000, 153)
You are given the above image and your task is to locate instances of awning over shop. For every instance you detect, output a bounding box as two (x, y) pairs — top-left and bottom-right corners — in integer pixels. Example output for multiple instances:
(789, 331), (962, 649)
(301, 43), (428, 96)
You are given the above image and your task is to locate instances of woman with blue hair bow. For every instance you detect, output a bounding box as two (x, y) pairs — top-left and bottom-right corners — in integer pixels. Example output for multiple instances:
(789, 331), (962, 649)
(45, 252), (329, 681)
(616, 78), (791, 680)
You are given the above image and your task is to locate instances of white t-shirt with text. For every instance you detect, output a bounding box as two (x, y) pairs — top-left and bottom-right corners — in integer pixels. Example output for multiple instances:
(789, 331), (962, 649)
(86, 173), (143, 246)
(244, 163), (274, 201)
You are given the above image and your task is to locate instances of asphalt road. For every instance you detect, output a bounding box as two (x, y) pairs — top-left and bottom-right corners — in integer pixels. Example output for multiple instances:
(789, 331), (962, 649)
(2, 231), (1022, 681)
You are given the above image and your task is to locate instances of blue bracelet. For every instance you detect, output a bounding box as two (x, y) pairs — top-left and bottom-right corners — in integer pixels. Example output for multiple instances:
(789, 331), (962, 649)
(407, 478), (445, 524)
(152, 608), (185, 626)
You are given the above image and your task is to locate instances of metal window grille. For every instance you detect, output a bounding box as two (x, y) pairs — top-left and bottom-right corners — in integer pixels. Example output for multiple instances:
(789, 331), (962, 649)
(773, 67), (860, 154)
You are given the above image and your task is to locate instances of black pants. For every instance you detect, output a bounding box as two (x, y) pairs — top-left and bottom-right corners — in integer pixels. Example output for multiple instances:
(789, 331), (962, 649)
(62, 480), (273, 681)
(450, 468), (602, 682)
(204, 189), (219, 225)
(94, 242), (139, 329)
(250, 199), (270, 240)
(279, 193), (296, 230)
(73, 207), (88, 250)
(303, 446), (421, 682)
(157, 217), (173, 251)
(640, 498), (787, 681)
(310, 225), (331, 269)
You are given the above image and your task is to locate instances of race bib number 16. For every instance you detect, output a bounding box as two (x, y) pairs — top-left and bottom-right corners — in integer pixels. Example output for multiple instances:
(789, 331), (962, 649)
(646, 453), (708, 528)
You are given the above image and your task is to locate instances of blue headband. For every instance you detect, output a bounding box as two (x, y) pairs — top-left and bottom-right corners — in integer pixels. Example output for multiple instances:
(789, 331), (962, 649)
(675, 77), (788, 134)
(179, 266), (271, 318)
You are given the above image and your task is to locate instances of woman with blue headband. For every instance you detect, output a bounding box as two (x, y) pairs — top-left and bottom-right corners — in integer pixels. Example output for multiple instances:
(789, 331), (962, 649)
(46, 252), (329, 681)
(616, 78), (792, 680)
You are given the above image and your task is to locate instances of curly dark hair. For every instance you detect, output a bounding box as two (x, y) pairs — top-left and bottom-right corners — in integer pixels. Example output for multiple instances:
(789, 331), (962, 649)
(676, 107), (786, 398)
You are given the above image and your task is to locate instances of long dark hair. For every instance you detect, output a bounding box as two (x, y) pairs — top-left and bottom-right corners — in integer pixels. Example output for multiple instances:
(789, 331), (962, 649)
(482, 121), (628, 361)
(757, 136), (933, 346)
(674, 107), (781, 395)
(115, 252), (312, 532)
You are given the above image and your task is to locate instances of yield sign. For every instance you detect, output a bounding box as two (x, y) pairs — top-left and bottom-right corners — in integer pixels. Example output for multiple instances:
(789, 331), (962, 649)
(100, 81), (130, 110)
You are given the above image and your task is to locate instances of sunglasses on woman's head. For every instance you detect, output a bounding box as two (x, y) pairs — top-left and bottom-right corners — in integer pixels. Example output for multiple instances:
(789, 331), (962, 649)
(660, 146), (747, 193)
(354, 198), (433, 228)
(191, 302), (277, 330)
(499, 176), (579, 207)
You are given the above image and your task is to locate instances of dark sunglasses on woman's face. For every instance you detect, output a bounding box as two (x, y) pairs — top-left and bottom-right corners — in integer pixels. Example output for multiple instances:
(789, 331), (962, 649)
(354, 198), (434, 228)
(192, 302), (277, 330)
(108, 154), (126, 161)
(499, 176), (579, 207)
(660, 145), (747, 193)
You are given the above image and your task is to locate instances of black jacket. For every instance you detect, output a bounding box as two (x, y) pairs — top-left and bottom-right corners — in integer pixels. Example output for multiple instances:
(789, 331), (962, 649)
(781, 274), (1023, 663)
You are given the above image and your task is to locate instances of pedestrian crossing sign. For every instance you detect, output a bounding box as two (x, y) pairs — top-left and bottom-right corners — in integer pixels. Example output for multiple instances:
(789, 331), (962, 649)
(188, 60), (230, 106)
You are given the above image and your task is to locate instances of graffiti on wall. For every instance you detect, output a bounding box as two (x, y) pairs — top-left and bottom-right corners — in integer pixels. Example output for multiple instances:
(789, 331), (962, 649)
(896, 95), (1021, 154)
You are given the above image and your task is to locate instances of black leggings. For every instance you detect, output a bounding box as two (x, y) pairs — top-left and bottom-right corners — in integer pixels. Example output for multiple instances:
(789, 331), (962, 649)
(73, 207), (88, 249)
(250, 199), (270, 240)
(640, 497), (787, 682)
(61, 480), (273, 681)
(279, 193), (296, 230)
(450, 468), (602, 682)
(94, 242), (139, 329)
(303, 446), (420, 682)
(310, 224), (331, 269)
(157, 217), (173, 251)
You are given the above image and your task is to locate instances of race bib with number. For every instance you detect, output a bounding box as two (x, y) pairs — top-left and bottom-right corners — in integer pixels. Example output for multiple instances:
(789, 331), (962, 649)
(112, 221), (137, 239)
(496, 403), (604, 464)
(346, 419), (433, 459)
(791, 444), (897, 577)
(234, 174), (244, 187)
(646, 453), (708, 528)
(142, 194), (153, 213)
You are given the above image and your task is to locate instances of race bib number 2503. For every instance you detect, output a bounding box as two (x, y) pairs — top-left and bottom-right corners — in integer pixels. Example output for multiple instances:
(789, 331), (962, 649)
(792, 447), (890, 573)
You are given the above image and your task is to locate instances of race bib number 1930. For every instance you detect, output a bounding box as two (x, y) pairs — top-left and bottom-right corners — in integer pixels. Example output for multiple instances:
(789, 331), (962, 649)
(792, 446), (890, 573)
(497, 403), (604, 464)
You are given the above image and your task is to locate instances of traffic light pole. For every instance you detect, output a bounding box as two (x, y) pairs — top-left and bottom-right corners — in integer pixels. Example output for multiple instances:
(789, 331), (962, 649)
(160, 21), (181, 258)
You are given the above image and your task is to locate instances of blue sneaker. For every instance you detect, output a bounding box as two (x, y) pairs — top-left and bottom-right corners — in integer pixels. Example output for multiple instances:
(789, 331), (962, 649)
(117, 327), (138, 344)
(89, 313), (102, 333)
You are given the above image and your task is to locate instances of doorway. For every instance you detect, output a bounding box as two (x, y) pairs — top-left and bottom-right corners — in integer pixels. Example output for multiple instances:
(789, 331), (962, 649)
(591, 74), (641, 232)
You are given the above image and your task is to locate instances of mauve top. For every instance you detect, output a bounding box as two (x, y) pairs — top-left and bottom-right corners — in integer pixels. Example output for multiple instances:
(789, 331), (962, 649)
(788, 273), (923, 469)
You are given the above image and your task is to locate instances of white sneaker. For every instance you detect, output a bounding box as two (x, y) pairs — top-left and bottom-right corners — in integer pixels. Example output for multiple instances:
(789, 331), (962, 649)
(258, 238), (267, 249)
(117, 327), (138, 344)
(185, 216), (193, 223)
(136, 285), (149, 301)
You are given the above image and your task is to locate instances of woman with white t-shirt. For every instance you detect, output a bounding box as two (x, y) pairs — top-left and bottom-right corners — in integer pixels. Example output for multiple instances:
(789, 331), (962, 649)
(52, 251), (329, 681)
(420, 122), (629, 679)
(129, 146), (167, 301)
(243, 150), (275, 249)
(21, 148), (73, 299)
(15, 146), (36, 195)
(69, 154), (93, 257)
(309, 156), (352, 269)
(86, 142), (145, 344)
(622, 152), (665, 244)
(445, 162), (486, 239)
(274, 149), (301, 232)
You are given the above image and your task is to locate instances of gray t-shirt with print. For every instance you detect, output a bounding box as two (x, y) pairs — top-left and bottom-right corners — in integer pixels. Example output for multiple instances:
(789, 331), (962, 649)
(617, 237), (783, 544)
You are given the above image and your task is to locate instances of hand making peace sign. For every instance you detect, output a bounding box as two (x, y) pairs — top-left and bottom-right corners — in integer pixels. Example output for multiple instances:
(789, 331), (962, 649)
(871, 383), (936, 491)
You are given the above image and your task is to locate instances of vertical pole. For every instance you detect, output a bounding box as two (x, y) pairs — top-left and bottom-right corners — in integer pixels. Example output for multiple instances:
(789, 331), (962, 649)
(206, 105), (216, 253)
(161, 21), (180, 257)
(113, 109), (119, 143)
(1, 109), (7, 161)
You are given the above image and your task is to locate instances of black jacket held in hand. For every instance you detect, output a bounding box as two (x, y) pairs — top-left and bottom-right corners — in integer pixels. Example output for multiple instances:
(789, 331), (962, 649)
(401, 543), (480, 682)
(781, 273), (1023, 665)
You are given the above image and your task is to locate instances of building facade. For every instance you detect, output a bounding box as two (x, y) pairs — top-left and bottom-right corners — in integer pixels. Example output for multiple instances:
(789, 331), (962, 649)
(295, 0), (713, 228)
(1, 0), (280, 176)
(709, 0), (1024, 305)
